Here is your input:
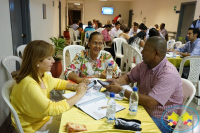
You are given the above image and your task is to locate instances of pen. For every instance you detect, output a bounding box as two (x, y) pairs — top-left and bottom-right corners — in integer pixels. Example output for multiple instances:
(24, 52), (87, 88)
(98, 106), (107, 110)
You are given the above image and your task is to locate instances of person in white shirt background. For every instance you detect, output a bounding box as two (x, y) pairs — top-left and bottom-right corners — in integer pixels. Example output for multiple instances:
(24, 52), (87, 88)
(128, 22), (141, 37)
(110, 21), (121, 38)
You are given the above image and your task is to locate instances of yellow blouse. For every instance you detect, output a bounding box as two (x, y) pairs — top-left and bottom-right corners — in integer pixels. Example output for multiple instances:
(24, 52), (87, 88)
(10, 72), (70, 133)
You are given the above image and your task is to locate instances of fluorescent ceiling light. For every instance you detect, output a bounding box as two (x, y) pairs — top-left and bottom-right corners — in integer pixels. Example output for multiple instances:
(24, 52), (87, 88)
(99, 0), (107, 1)
(74, 3), (80, 5)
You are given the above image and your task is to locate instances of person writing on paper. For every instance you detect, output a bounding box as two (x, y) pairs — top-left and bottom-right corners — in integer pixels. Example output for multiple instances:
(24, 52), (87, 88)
(105, 37), (183, 133)
(65, 32), (121, 83)
(176, 28), (200, 57)
(10, 40), (88, 133)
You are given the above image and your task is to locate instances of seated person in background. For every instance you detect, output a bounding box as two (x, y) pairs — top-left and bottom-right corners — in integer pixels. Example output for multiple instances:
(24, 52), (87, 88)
(128, 31), (146, 49)
(128, 22), (141, 37)
(177, 28), (200, 57)
(96, 23), (103, 33)
(10, 40), (88, 133)
(112, 19), (115, 27)
(107, 20), (111, 25)
(65, 32), (121, 83)
(146, 27), (161, 39)
(154, 24), (159, 31)
(119, 27), (130, 42)
(84, 21), (95, 38)
(105, 37), (183, 133)
(101, 24), (112, 47)
(70, 20), (79, 30)
(159, 23), (168, 38)
(92, 19), (96, 29)
(114, 24), (124, 38)
(110, 21), (121, 37)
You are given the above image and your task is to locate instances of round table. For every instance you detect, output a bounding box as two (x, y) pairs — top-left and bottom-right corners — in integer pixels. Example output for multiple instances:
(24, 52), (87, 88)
(167, 56), (190, 67)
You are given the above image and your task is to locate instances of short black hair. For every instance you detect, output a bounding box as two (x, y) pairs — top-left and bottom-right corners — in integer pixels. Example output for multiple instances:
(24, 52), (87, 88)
(98, 23), (102, 28)
(119, 14), (121, 17)
(115, 21), (120, 26)
(105, 24), (112, 28)
(144, 26), (147, 30)
(161, 23), (165, 27)
(188, 28), (200, 38)
(139, 23), (146, 30)
(88, 21), (92, 26)
(134, 23), (139, 27)
(149, 28), (159, 37)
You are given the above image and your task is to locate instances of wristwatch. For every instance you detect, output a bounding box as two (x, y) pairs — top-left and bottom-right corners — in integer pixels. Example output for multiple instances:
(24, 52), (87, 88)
(119, 88), (126, 97)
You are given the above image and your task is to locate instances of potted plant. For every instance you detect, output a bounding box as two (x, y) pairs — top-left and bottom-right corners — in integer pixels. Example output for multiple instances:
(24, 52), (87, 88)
(50, 37), (66, 78)
(63, 25), (71, 39)
(179, 37), (186, 44)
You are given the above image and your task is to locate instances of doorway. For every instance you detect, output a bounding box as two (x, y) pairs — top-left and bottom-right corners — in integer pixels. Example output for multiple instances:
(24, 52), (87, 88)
(176, 2), (196, 41)
(69, 10), (81, 25)
(128, 10), (133, 28)
(9, 0), (31, 56)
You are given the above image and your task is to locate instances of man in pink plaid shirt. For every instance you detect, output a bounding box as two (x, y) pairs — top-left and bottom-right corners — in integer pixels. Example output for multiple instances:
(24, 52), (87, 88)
(105, 36), (183, 133)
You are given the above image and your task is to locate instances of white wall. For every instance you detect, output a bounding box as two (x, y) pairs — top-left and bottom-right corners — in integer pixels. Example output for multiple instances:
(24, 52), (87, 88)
(30, 0), (66, 43)
(130, 0), (199, 32)
(84, 0), (130, 25)
(66, 0), (130, 25)
(0, 0), (66, 126)
(0, 0), (13, 126)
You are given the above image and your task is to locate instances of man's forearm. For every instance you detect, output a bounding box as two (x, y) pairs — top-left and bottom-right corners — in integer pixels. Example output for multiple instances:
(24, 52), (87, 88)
(181, 53), (190, 57)
(116, 74), (131, 85)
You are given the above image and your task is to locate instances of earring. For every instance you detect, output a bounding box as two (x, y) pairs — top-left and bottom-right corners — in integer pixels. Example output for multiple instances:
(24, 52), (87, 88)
(37, 64), (39, 67)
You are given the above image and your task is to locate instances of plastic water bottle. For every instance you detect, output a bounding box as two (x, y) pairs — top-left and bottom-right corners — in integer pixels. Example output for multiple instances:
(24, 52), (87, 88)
(129, 87), (139, 115)
(173, 46), (177, 58)
(106, 92), (116, 124)
(106, 63), (113, 79)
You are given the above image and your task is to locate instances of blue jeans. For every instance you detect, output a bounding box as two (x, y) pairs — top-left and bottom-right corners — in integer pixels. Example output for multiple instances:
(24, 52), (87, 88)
(151, 117), (172, 133)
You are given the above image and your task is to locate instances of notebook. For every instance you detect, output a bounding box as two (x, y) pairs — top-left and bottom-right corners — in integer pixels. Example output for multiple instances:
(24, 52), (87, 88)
(63, 91), (125, 120)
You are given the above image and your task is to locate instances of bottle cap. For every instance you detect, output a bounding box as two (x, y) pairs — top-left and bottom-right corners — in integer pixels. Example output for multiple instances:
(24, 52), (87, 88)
(133, 87), (137, 91)
(110, 92), (115, 97)
(108, 63), (112, 66)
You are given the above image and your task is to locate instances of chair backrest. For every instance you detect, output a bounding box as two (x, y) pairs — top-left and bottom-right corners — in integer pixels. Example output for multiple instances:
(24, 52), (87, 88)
(129, 46), (142, 64)
(69, 28), (75, 43)
(1, 79), (24, 133)
(122, 42), (129, 63)
(113, 38), (127, 56)
(2, 56), (22, 79)
(167, 39), (175, 49)
(17, 45), (26, 57)
(173, 78), (196, 132)
(181, 78), (196, 107)
(179, 56), (200, 86)
(177, 44), (185, 49)
(63, 45), (85, 71)
(84, 31), (95, 46)
(174, 41), (182, 49)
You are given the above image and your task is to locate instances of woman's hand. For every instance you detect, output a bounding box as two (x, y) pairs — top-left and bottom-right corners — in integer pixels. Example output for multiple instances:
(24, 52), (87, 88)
(76, 83), (88, 97)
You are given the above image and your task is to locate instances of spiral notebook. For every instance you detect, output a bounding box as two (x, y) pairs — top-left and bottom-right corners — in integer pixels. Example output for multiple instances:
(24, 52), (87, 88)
(63, 92), (125, 120)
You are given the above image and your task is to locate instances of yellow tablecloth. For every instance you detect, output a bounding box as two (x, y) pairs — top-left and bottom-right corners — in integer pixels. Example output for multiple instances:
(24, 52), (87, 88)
(59, 91), (161, 133)
(167, 56), (190, 67)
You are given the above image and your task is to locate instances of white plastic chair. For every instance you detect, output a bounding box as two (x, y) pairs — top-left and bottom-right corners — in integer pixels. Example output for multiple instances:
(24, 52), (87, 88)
(173, 78), (196, 132)
(84, 31), (95, 46)
(179, 56), (200, 105)
(17, 45), (26, 57)
(113, 38), (127, 70)
(2, 56), (22, 79)
(69, 28), (82, 45)
(63, 45), (85, 71)
(173, 41), (182, 49)
(167, 39), (175, 50)
(1, 79), (24, 133)
(126, 46), (142, 72)
(177, 44), (185, 49)
(122, 42), (130, 73)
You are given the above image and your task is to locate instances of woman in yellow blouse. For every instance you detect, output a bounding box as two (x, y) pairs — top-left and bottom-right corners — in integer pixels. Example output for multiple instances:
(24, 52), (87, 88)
(10, 40), (88, 133)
